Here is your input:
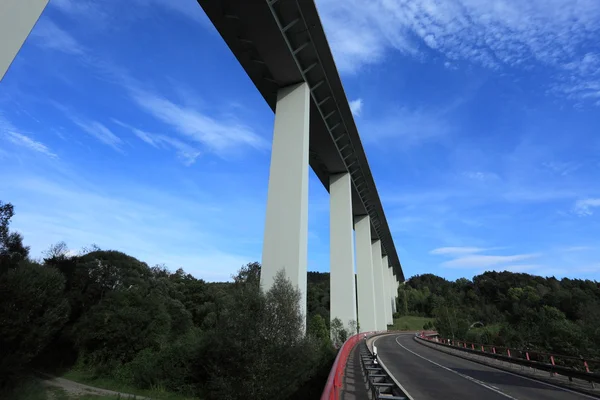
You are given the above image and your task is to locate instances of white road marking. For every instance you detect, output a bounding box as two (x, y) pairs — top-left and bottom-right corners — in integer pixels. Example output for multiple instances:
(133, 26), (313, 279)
(373, 336), (416, 400)
(394, 336), (519, 399)
(412, 336), (600, 400)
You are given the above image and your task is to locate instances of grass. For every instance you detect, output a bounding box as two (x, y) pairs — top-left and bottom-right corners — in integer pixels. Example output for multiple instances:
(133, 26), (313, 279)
(388, 315), (434, 331)
(46, 387), (71, 400)
(62, 369), (197, 400)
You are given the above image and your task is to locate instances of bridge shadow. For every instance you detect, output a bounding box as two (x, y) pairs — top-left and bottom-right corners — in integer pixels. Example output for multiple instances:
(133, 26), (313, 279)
(453, 368), (565, 392)
(340, 345), (370, 400)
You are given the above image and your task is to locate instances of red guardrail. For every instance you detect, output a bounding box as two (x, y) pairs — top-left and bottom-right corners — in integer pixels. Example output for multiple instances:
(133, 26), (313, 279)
(320, 331), (378, 400)
(418, 331), (600, 373)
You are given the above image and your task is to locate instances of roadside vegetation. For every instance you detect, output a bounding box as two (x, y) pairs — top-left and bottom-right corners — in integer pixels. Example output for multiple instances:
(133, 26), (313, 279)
(397, 274), (600, 357)
(0, 201), (336, 400)
(388, 315), (434, 331)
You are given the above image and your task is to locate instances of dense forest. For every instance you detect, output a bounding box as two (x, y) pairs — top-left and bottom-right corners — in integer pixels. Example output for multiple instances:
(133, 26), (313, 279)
(398, 273), (600, 358)
(0, 201), (339, 400)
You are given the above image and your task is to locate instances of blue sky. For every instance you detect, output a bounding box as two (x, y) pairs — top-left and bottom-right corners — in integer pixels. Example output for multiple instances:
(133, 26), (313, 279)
(1, 0), (600, 282)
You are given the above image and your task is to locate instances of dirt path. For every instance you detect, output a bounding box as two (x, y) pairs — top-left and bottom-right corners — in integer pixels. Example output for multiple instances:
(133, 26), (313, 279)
(37, 372), (149, 399)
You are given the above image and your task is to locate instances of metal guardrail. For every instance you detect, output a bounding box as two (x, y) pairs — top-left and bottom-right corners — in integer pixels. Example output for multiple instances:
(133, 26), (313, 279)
(361, 341), (408, 399)
(321, 331), (414, 400)
(321, 331), (379, 400)
(417, 332), (600, 385)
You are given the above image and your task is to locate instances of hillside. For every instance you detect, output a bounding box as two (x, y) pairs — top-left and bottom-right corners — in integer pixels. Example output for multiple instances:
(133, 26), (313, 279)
(400, 273), (600, 357)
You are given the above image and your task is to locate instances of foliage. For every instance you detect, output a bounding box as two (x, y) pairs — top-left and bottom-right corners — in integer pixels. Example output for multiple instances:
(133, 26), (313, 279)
(201, 270), (324, 400)
(0, 262), (70, 384)
(0, 201), (336, 399)
(306, 272), (330, 327)
(330, 318), (348, 347)
(0, 201), (29, 274)
(307, 314), (330, 343)
(398, 272), (600, 357)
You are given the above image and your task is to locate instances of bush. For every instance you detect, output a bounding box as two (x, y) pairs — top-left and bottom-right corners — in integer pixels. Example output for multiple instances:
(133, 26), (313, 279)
(423, 321), (434, 330)
(126, 329), (203, 394)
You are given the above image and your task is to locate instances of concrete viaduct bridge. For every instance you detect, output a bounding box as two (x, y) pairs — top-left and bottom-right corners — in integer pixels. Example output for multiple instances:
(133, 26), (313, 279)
(1, 0), (403, 335)
(3, 2), (599, 400)
(1, 0), (403, 334)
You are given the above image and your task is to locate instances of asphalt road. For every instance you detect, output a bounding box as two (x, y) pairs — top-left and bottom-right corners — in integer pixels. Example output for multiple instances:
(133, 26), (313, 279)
(374, 333), (597, 400)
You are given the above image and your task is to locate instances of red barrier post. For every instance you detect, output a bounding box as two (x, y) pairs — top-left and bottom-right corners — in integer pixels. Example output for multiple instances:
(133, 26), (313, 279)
(526, 352), (530, 361)
(550, 355), (557, 377)
(585, 360), (591, 373)
(471, 344), (475, 350)
(507, 349), (511, 357)
(493, 348), (496, 354)
(481, 345), (485, 352)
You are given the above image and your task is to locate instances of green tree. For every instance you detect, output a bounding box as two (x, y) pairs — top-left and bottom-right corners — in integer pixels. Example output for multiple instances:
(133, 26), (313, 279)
(0, 202), (29, 273)
(307, 314), (329, 343)
(201, 269), (321, 400)
(330, 318), (348, 347)
(0, 262), (70, 382)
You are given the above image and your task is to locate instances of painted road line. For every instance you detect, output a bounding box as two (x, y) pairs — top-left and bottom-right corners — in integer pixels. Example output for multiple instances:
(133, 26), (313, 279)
(394, 336), (519, 400)
(415, 337), (600, 400)
(373, 335), (416, 400)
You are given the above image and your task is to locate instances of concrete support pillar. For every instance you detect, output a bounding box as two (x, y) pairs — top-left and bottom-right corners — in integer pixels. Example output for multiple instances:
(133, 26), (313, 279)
(355, 215), (377, 332)
(371, 240), (387, 330)
(329, 173), (357, 332)
(382, 256), (393, 325)
(261, 82), (310, 330)
(0, 0), (48, 81)
(391, 269), (397, 314)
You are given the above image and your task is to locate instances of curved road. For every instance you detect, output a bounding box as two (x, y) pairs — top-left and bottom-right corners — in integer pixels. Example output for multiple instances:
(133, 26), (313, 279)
(374, 334), (597, 400)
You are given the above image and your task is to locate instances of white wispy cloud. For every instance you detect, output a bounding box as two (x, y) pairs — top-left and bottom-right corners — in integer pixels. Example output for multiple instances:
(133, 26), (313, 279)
(442, 253), (540, 268)
(4, 132), (57, 159)
(320, 0), (600, 70)
(113, 120), (202, 165)
(318, 0), (600, 104)
(574, 198), (600, 216)
(430, 247), (486, 255)
(70, 117), (123, 151)
(129, 89), (269, 157)
(25, 17), (266, 159)
(30, 18), (85, 55)
(0, 115), (57, 158)
(349, 98), (363, 116)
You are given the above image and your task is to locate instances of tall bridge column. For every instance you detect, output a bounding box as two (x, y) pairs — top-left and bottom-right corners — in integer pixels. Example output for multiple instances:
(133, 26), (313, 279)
(371, 240), (387, 331)
(261, 82), (310, 330)
(391, 268), (397, 314)
(0, 0), (48, 81)
(330, 173), (357, 333)
(355, 215), (377, 332)
(382, 256), (393, 325)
